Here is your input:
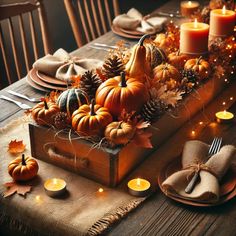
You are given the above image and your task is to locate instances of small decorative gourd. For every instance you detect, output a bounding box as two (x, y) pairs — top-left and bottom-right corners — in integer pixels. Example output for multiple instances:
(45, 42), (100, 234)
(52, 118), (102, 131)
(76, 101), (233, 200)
(105, 121), (135, 145)
(57, 88), (89, 117)
(95, 72), (149, 117)
(184, 57), (210, 80)
(168, 50), (188, 70)
(8, 154), (39, 181)
(153, 63), (181, 89)
(31, 100), (60, 125)
(125, 34), (151, 82)
(72, 99), (112, 136)
(145, 43), (167, 70)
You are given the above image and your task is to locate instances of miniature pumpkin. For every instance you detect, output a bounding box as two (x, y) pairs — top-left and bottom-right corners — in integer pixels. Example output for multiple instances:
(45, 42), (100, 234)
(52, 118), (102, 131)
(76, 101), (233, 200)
(57, 88), (89, 117)
(184, 57), (210, 80)
(72, 99), (112, 136)
(145, 43), (167, 70)
(168, 50), (188, 70)
(125, 34), (151, 82)
(31, 100), (60, 125)
(8, 154), (39, 181)
(153, 63), (181, 89)
(105, 121), (135, 145)
(95, 72), (149, 117)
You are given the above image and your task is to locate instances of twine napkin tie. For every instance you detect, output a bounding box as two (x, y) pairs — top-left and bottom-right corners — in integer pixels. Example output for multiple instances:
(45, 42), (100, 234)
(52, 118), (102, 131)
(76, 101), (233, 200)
(162, 140), (236, 203)
(113, 8), (167, 34)
(33, 48), (102, 82)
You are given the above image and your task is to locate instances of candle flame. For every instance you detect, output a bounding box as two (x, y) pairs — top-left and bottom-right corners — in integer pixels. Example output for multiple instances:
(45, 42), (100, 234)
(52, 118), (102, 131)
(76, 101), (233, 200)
(52, 178), (58, 185)
(222, 5), (226, 14)
(188, 1), (192, 6)
(194, 18), (198, 28)
(223, 110), (227, 115)
(137, 178), (141, 186)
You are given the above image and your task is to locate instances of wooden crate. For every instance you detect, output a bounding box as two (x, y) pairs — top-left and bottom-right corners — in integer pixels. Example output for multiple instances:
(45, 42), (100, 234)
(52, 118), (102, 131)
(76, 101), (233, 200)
(29, 76), (226, 186)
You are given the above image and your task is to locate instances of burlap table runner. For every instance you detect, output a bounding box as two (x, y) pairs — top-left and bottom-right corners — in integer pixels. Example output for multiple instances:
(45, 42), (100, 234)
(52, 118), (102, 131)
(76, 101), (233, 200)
(0, 116), (146, 236)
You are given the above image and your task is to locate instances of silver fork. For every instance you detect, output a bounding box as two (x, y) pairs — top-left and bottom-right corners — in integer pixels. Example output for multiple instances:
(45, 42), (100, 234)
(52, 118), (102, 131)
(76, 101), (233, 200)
(7, 90), (41, 103)
(0, 95), (32, 110)
(185, 137), (223, 194)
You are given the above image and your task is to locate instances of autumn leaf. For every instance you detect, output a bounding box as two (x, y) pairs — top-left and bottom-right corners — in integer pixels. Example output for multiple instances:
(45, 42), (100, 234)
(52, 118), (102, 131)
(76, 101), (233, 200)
(136, 120), (150, 129)
(48, 90), (61, 102)
(132, 130), (153, 149)
(8, 139), (26, 154)
(71, 75), (81, 88)
(96, 68), (108, 82)
(3, 182), (31, 198)
(159, 90), (183, 107)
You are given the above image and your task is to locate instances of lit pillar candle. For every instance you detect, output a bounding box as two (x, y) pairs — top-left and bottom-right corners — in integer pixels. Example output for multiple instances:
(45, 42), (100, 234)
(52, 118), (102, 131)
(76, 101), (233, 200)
(128, 178), (151, 197)
(181, 1), (200, 17)
(209, 6), (236, 40)
(180, 19), (209, 55)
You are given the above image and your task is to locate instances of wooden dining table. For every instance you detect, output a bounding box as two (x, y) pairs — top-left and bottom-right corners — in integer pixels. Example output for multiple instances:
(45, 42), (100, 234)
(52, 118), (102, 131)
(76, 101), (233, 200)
(1, 0), (236, 235)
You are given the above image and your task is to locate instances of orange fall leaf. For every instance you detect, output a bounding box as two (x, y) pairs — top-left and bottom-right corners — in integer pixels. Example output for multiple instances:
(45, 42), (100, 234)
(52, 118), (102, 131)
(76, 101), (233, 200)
(8, 139), (26, 154)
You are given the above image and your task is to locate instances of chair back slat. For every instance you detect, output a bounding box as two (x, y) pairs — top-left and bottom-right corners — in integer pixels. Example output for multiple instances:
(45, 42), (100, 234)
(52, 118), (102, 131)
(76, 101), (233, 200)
(0, 26), (12, 85)
(90, 0), (102, 36)
(64, 0), (119, 47)
(0, 0), (51, 87)
(8, 18), (22, 80)
(18, 14), (30, 71)
(28, 12), (39, 61)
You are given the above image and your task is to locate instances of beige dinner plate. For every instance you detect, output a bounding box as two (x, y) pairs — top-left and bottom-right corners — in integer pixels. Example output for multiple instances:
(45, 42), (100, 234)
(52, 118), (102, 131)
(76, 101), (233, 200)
(29, 69), (67, 91)
(119, 27), (144, 36)
(36, 70), (68, 86)
(26, 75), (50, 93)
(111, 25), (142, 39)
(158, 158), (236, 207)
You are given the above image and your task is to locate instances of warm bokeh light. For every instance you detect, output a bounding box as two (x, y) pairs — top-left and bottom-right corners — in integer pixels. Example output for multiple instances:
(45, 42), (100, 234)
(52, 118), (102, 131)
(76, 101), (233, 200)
(98, 188), (104, 193)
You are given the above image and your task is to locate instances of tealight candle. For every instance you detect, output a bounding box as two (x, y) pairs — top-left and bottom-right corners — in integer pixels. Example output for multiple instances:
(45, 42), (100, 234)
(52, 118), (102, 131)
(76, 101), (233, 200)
(209, 6), (236, 40)
(128, 178), (151, 197)
(44, 178), (67, 197)
(180, 19), (209, 55)
(215, 110), (234, 123)
(181, 1), (200, 17)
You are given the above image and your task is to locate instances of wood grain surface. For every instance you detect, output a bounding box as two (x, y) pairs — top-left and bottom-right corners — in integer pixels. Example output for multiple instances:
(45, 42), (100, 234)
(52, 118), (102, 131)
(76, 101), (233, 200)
(1, 1), (236, 235)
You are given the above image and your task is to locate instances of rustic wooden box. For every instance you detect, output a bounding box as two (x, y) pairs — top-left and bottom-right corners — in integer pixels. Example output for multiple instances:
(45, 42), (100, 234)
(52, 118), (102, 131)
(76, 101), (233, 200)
(29, 76), (226, 187)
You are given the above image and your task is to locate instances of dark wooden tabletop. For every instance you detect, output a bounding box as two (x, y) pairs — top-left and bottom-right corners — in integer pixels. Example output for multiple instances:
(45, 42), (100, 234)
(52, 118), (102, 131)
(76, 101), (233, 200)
(1, 1), (236, 235)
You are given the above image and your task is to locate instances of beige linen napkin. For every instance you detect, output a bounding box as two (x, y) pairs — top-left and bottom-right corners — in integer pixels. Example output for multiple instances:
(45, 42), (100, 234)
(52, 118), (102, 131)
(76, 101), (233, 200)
(33, 48), (102, 82)
(113, 8), (167, 34)
(162, 140), (236, 203)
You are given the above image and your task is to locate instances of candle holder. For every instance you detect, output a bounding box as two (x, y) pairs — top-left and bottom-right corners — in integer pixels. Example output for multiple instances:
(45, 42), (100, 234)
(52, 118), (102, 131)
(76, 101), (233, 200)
(44, 178), (67, 198)
(128, 178), (151, 197)
(215, 110), (234, 123)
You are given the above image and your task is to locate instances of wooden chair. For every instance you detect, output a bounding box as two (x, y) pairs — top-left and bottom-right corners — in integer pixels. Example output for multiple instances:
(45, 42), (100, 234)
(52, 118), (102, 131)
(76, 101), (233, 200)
(64, 0), (120, 48)
(0, 0), (51, 88)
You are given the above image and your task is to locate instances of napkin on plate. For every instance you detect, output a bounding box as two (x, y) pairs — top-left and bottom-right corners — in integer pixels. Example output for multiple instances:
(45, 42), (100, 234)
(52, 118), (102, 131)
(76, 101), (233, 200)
(113, 8), (167, 34)
(33, 48), (103, 82)
(162, 140), (236, 203)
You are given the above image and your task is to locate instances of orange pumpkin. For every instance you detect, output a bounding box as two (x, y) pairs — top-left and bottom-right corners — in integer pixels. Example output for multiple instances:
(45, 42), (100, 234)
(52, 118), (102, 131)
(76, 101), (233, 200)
(105, 121), (135, 145)
(32, 100), (60, 125)
(168, 50), (188, 70)
(153, 63), (181, 89)
(8, 154), (39, 181)
(72, 99), (112, 136)
(184, 57), (210, 80)
(95, 72), (149, 117)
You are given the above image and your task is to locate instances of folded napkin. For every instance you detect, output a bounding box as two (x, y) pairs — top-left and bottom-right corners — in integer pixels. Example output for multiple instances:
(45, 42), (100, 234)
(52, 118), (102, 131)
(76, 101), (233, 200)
(162, 140), (236, 203)
(33, 49), (103, 82)
(113, 8), (167, 34)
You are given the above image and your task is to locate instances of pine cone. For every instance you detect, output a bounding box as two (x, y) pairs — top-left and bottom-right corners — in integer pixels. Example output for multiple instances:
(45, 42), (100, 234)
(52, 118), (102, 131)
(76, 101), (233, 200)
(54, 112), (70, 129)
(102, 55), (125, 78)
(140, 99), (166, 122)
(180, 69), (199, 94)
(79, 71), (102, 101)
(201, 6), (210, 24)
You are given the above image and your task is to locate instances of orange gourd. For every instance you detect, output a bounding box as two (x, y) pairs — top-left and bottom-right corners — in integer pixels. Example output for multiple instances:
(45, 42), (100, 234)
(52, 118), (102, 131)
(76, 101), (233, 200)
(125, 34), (151, 82)
(31, 100), (60, 125)
(105, 121), (135, 145)
(72, 99), (112, 136)
(153, 63), (181, 89)
(184, 57), (210, 80)
(8, 154), (39, 181)
(95, 72), (149, 117)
